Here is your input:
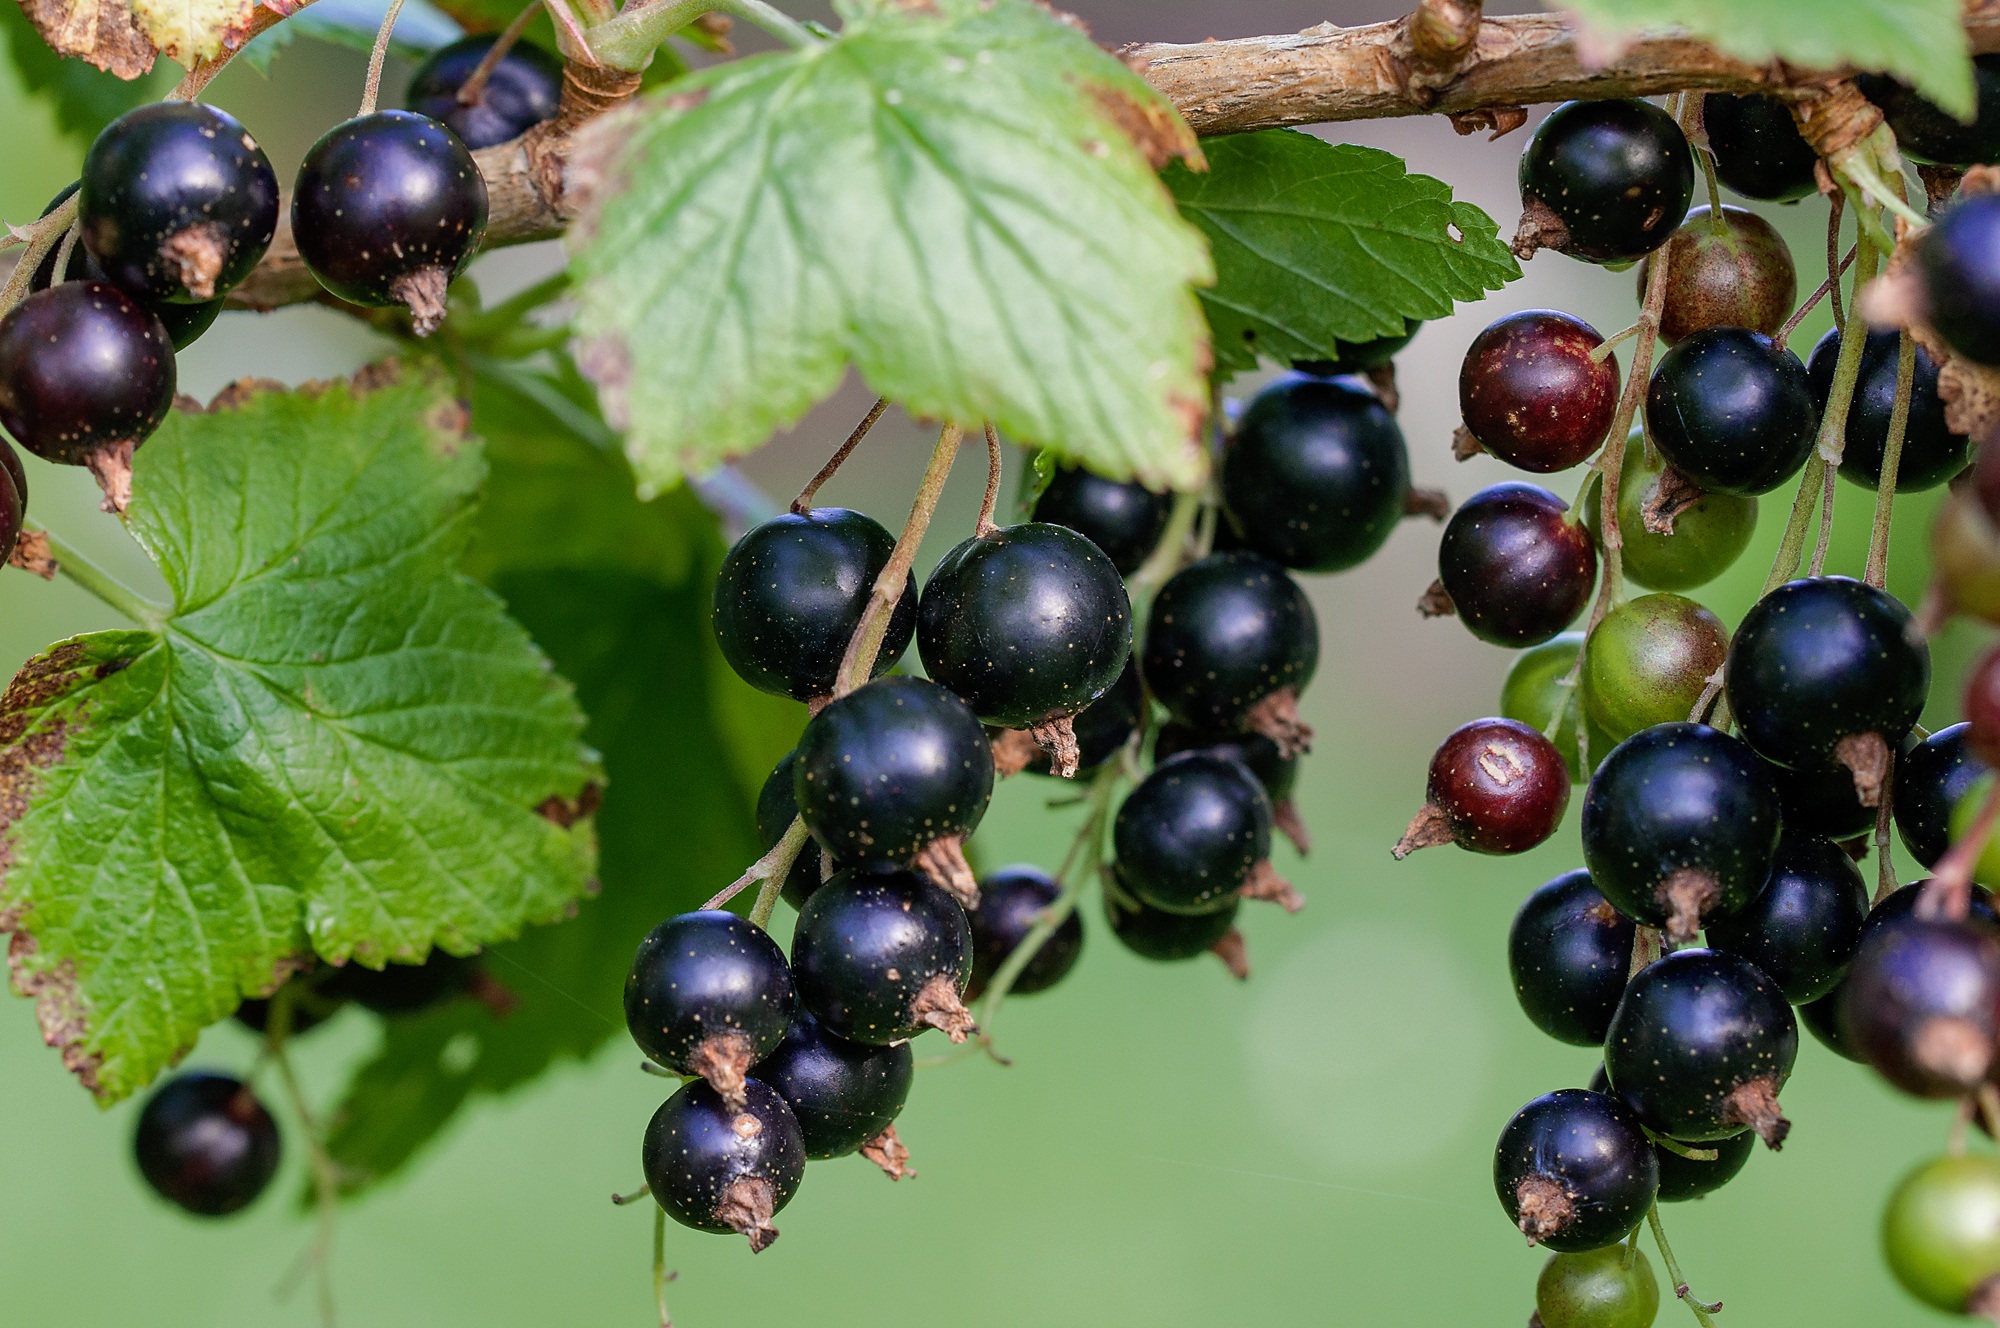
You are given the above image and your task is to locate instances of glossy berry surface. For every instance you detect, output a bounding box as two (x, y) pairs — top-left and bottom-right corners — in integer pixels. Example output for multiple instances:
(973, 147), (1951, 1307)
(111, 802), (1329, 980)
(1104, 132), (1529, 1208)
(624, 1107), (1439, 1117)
(643, 1079), (804, 1250)
(1437, 482), (1596, 648)
(1646, 327), (1817, 496)
(1917, 194), (2000, 367)
(1585, 437), (1757, 592)
(1725, 576), (1930, 771)
(0, 281), (174, 465)
(1655, 1129), (1754, 1204)
(1807, 327), (1967, 492)
(1704, 831), (1868, 1002)
(1579, 592), (1729, 746)
(1507, 869), (1636, 1047)
(1104, 885), (1241, 966)
(80, 101), (278, 303)
(624, 911), (797, 1085)
(1292, 319), (1419, 376)
(713, 507), (914, 701)
(757, 750), (832, 909)
(1457, 309), (1618, 474)
(1222, 375), (1411, 571)
(1536, 1245), (1660, 1328)
(1604, 948), (1797, 1146)
(1580, 723), (1781, 942)
(752, 1011), (913, 1159)
(1897, 724), (1988, 868)
(33, 185), (223, 351)
(1030, 463), (1172, 575)
(1701, 92), (1821, 202)
(1406, 718), (1570, 856)
(790, 865), (973, 1045)
(1859, 58), (2000, 165)
(1114, 753), (1276, 914)
(917, 522), (1131, 730)
(1645, 205), (1795, 345)
(1154, 723), (1297, 806)
(794, 676), (993, 867)
(1517, 99), (1694, 264)
(133, 1072), (281, 1217)
(291, 110), (488, 326)
(1882, 1154), (2000, 1315)
(320, 949), (478, 1015)
(1142, 552), (1318, 738)
(967, 864), (1082, 998)
(1841, 914), (2000, 1098)
(1494, 1088), (1658, 1251)
(1768, 753), (1878, 843)
(404, 34), (563, 150)
(1500, 633), (1615, 783)
(1019, 660), (1141, 778)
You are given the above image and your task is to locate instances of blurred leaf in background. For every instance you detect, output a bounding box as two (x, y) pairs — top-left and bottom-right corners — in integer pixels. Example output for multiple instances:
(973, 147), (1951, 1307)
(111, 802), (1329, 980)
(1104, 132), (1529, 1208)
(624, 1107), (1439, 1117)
(1, 2), (173, 147)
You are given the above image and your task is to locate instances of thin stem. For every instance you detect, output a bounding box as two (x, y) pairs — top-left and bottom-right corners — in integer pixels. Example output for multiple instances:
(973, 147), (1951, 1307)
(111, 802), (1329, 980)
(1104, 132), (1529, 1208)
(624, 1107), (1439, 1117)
(1759, 454), (1826, 596)
(0, 194), (77, 317)
(701, 816), (809, 918)
(1648, 1203), (1721, 1327)
(1875, 751), (1899, 904)
(458, 0), (542, 106)
(1807, 460), (1837, 577)
(611, 1183), (651, 1204)
(50, 222), (79, 284)
(1925, 779), (2000, 922)
(171, 1), (300, 100)
(792, 397), (889, 514)
(1697, 146), (1724, 225)
(976, 424), (1003, 537)
(269, 1029), (340, 1328)
(1123, 490), (1201, 621)
(832, 424), (963, 695)
(1589, 319), (1644, 363)
(1865, 333), (1918, 588)
(359, 0), (410, 116)
(37, 528), (167, 629)
(1827, 193), (1847, 334)
(1776, 245), (1855, 348)
(653, 1205), (674, 1328)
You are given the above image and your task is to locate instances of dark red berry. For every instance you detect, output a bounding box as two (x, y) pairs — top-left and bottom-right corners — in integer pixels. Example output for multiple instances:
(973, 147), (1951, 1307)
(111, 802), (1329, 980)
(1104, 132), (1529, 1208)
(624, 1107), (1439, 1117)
(1516, 99), (1694, 264)
(0, 281), (174, 467)
(1967, 646), (2000, 768)
(643, 1079), (804, 1251)
(1494, 1089), (1658, 1250)
(405, 34), (563, 150)
(1700, 93), (1819, 202)
(1457, 310), (1618, 473)
(1435, 482), (1597, 647)
(133, 1072), (282, 1217)
(1647, 327), (1818, 496)
(1643, 206), (1796, 345)
(1394, 717), (1570, 858)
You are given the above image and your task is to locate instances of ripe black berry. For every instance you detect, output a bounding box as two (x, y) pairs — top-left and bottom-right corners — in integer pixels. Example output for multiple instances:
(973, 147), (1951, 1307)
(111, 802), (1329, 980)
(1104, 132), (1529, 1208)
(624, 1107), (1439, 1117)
(793, 676), (993, 904)
(713, 507), (915, 703)
(1807, 327), (1967, 492)
(1655, 1129), (1754, 1203)
(1898, 724), (1989, 868)
(1580, 723), (1781, 943)
(643, 1079), (805, 1251)
(133, 1072), (282, 1217)
(1435, 482), (1597, 648)
(1114, 751), (1297, 915)
(0, 282), (174, 469)
(1647, 327), (1818, 496)
(752, 1011), (913, 1164)
(1516, 99), (1694, 264)
(1142, 552), (1318, 755)
(1103, 882), (1247, 976)
(1293, 319), (1420, 376)
(1457, 310), (1618, 474)
(1700, 93), (1820, 202)
(1859, 58), (2000, 166)
(1841, 913), (2000, 1098)
(1030, 463), (1172, 575)
(790, 865), (975, 1044)
(1578, 591), (1729, 746)
(625, 910), (796, 1105)
(1154, 723), (1304, 852)
(1799, 985), (1862, 1062)
(917, 522), (1130, 775)
(292, 110), (488, 335)
(1221, 375), (1411, 571)
(80, 102), (278, 304)
(1013, 659), (1141, 778)
(1604, 948), (1797, 1147)
(757, 750), (833, 909)
(1643, 206), (1796, 345)
(321, 949), (480, 1014)
(1494, 1089), (1658, 1251)
(1768, 753), (1878, 843)
(405, 34), (563, 150)
(1507, 869), (1636, 1047)
(33, 186), (229, 352)
(1916, 194), (2000, 367)
(1703, 831), (1869, 1003)
(966, 864), (1082, 998)
(1394, 717), (1570, 858)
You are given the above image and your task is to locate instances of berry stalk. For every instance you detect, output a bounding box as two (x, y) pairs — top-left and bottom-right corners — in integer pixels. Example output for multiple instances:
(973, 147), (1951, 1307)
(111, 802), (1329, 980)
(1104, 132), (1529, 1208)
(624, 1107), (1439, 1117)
(31, 527), (167, 630)
(1864, 332), (1918, 589)
(1646, 1202), (1721, 1328)
(834, 423), (964, 696)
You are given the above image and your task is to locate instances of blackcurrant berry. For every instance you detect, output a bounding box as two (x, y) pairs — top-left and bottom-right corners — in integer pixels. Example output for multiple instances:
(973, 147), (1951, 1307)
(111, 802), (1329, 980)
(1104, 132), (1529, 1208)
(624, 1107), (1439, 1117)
(757, 750), (835, 909)
(1646, 327), (1817, 497)
(1030, 463), (1172, 575)
(133, 1071), (281, 1217)
(1011, 659), (1141, 778)
(1700, 93), (1820, 202)
(1516, 99), (1694, 264)
(321, 949), (481, 1015)
(292, 110), (488, 335)
(1860, 58), (2000, 166)
(752, 1010), (913, 1165)
(1292, 319), (1420, 376)
(1643, 206), (1796, 345)
(1154, 723), (1305, 852)
(1605, 948), (1797, 1147)
(1221, 375), (1411, 572)
(1500, 632), (1616, 783)
(643, 1078), (804, 1251)
(80, 102), (278, 304)
(1882, 1154), (2000, 1318)
(1536, 1245), (1660, 1328)
(1434, 482), (1597, 648)
(1581, 723), (1782, 943)
(1807, 327), (1967, 492)
(1142, 551), (1318, 755)
(1768, 752), (1878, 843)
(1102, 881), (1247, 976)
(0, 282), (174, 469)
(1798, 983), (1862, 1061)
(1494, 1089), (1659, 1250)
(1898, 724), (1989, 868)
(1508, 869), (1636, 1047)
(1114, 751), (1298, 914)
(790, 864), (974, 1044)
(25, 187), (224, 353)
(1841, 913), (2000, 1098)
(917, 522), (1131, 775)
(1394, 717), (1570, 858)
(1703, 831), (1868, 1003)
(0, 441), (25, 562)
(1917, 194), (2000, 367)
(1804, 881), (1994, 1065)
(1584, 437), (1757, 592)
(404, 33), (563, 150)
(1457, 310), (1618, 474)
(1725, 576), (1930, 802)
(966, 864), (1083, 998)
(713, 507), (915, 703)
(793, 676), (993, 904)
(625, 910), (797, 1105)
(1579, 592), (1728, 745)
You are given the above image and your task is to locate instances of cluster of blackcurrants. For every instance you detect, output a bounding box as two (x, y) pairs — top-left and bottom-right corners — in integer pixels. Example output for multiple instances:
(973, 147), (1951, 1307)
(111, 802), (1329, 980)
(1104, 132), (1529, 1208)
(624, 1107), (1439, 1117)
(0, 34), (561, 517)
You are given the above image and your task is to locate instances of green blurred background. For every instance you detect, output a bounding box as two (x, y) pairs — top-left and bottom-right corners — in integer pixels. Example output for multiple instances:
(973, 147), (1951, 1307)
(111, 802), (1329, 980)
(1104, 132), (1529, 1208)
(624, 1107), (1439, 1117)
(0, 2), (1985, 1323)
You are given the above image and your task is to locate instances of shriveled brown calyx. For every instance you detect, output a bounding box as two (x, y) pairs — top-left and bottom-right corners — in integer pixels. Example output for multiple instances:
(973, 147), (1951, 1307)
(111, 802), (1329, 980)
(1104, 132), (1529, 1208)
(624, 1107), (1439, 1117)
(161, 223), (229, 301)
(990, 726), (1040, 777)
(716, 1175), (781, 1252)
(1642, 466), (1706, 535)
(85, 439), (138, 514)
(1448, 105), (1528, 140)
(1030, 714), (1081, 779)
(1272, 798), (1311, 854)
(1967, 1273), (2000, 1325)
(1513, 1174), (1574, 1245)
(859, 1124), (915, 1180)
(8, 529), (57, 579)
(1510, 197), (1570, 262)
(1836, 731), (1891, 807)
(913, 835), (980, 908)
(910, 973), (977, 1043)
(1452, 425), (1486, 461)
(1913, 1015), (1994, 1088)
(390, 267), (452, 337)
(1417, 579), (1457, 618)
(1657, 867), (1718, 946)
(1239, 859), (1304, 912)
(1210, 928), (1251, 979)
(1392, 802), (1456, 859)
(1366, 362), (1400, 414)
(1404, 487), (1450, 521)
(686, 1030), (757, 1110)
(1721, 1077), (1790, 1149)
(1244, 687), (1313, 757)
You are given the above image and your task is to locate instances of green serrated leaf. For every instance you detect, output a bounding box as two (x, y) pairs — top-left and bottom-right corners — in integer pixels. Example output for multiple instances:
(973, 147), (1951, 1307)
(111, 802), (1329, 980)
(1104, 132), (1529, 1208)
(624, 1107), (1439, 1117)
(2, 2), (173, 146)
(568, 0), (1216, 496)
(1560, 0), (1974, 119)
(0, 363), (598, 1103)
(1165, 129), (1518, 377)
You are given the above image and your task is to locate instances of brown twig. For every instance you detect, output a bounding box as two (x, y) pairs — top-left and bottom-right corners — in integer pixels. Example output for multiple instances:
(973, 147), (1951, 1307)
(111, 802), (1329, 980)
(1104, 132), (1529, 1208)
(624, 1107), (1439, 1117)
(792, 397), (889, 514)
